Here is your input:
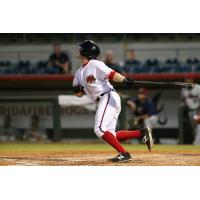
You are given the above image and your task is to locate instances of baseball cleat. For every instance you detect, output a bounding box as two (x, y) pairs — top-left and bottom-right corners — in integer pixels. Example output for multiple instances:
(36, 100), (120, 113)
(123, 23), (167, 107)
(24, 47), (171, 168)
(140, 126), (153, 152)
(109, 152), (132, 162)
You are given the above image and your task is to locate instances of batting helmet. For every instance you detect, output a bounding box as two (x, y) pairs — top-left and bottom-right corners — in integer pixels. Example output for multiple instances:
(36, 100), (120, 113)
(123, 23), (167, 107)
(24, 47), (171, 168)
(79, 40), (100, 59)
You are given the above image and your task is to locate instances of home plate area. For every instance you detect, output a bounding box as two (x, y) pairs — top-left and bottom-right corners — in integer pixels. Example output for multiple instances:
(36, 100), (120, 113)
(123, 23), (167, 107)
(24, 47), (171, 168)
(0, 146), (200, 166)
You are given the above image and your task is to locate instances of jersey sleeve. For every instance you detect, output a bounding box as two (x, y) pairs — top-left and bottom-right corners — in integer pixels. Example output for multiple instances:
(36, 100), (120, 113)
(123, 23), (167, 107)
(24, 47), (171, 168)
(72, 70), (80, 86)
(96, 61), (114, 80)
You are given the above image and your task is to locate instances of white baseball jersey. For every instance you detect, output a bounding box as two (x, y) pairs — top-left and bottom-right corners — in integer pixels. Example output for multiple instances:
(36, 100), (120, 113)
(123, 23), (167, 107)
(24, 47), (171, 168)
(73, 59), (121, 138)
(73, 59), (114, 102)
(182, 83), (200, 110)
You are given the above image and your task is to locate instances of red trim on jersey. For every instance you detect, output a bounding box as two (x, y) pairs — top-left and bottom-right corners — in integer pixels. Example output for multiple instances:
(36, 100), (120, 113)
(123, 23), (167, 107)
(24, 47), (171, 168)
(108, 70), (116, 80)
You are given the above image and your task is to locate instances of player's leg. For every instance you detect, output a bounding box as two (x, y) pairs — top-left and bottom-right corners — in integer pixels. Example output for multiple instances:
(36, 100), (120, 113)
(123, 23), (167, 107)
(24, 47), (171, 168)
(194, 125), (200, 145)
(113, 113), (153, 151)
(94, 92), (131, 162)
(116, 130), (141, 140)
(115, 128), (153, 152)
(106, 92), (153, 153)
(94, 92), (126, 153)
(96, 92), (153, 152)
(103, 92), (142, 141)
(144, 115), (158, 128)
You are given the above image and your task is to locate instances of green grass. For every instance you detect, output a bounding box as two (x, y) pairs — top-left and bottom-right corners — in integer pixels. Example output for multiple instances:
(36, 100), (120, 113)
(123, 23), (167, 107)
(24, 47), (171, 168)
(0, 143), (199, 153)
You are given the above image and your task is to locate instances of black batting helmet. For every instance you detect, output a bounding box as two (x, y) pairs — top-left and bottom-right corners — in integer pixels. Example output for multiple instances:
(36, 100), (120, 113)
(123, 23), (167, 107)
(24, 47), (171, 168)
(79, 40), (100, 59)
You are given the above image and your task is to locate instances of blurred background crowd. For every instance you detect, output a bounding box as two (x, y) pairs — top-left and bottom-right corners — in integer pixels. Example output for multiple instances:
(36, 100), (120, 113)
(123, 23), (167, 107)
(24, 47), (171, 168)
(0, 33), (200, 75)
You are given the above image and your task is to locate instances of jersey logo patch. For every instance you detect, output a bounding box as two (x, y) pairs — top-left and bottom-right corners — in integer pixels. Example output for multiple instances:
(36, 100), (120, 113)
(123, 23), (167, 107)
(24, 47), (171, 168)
(86, 75), (96, 84)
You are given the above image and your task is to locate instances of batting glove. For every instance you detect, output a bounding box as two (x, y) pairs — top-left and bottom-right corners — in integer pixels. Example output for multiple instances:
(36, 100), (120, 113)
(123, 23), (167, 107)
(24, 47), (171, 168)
(73, 85), (84, 94)
(123, 77), (134, 86)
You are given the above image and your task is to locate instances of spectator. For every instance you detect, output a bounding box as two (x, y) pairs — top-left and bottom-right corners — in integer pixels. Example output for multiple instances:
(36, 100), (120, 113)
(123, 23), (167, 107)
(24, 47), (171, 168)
(181, 75), (200, 145)
(104, 50), (123, 73)
(23, 115), (47, 141)
(0, 115), (17, 142)
(123, 49), (140, 73)
(127, 88), (158, 130)
(48, 43), (71, 74)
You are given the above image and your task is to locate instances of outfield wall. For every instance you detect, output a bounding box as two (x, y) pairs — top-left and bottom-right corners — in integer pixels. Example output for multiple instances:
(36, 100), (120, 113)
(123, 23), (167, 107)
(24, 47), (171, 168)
(0, 89), (181, 129)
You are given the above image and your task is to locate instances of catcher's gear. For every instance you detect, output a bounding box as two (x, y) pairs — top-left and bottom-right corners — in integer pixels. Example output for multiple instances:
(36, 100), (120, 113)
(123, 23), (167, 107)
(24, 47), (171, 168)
(79, 40), (100, 60)
(73, 85), (84, 94)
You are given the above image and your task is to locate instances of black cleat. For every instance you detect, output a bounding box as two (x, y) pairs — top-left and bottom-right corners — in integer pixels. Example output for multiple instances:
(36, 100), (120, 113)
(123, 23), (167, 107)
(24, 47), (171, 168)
(140, 126), (153, 152)
(109, 152), (132, 163)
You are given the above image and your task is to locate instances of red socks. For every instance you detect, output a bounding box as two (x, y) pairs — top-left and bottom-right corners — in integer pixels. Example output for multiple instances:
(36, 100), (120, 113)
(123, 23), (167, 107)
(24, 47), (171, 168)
(116, 130), (141, 141)
(101, 130), (142, 153)
(102, 131), (126, 153)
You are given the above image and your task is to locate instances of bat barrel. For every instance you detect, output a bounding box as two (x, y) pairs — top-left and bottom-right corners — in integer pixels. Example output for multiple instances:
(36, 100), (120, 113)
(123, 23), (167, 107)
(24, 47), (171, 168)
(132, 80), (193, 88)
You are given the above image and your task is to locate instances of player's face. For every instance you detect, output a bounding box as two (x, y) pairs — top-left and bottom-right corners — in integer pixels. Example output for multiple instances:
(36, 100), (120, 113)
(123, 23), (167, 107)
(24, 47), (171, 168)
(138, 93), (147, 101)
(76, 49), (82, 59)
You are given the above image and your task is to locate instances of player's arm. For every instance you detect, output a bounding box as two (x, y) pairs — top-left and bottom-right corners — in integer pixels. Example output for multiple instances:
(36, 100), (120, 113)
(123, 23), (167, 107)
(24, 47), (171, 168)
(112, 72), (126, 82)
(127, 100), (136, 111)
(99, 62), (133, 85)
(108, 71), (133, 85)
(72, 70), (84, 97)
(73, 85), (84, 97)
(180, 89), (187, 103)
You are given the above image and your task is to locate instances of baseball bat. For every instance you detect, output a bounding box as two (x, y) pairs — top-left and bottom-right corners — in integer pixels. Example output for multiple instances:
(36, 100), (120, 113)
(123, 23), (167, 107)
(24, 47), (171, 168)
(132, 80), (193, 88)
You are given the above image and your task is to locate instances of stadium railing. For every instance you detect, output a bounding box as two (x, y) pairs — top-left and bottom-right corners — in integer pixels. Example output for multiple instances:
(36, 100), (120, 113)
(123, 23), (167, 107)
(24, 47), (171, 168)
(1, 73), (200, 90)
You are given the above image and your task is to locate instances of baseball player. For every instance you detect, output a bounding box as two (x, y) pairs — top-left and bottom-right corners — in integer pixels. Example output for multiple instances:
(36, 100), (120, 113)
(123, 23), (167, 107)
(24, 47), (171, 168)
(182, 75), (200, 145)
(127, 87), (158, 129)
(73, 40), (153, 162)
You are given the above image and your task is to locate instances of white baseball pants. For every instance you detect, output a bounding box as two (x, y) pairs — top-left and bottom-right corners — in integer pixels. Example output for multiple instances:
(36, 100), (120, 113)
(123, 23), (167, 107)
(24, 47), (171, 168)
(94, 91), (121, 138)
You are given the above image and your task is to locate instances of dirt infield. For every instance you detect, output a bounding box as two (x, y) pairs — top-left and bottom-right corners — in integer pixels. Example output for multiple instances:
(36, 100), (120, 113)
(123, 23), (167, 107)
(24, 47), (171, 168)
(0, 143), (200, 166)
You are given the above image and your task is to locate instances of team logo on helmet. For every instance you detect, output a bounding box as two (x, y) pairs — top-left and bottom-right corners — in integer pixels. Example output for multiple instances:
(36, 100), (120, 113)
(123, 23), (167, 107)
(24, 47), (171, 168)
(86, 75), (96, 84)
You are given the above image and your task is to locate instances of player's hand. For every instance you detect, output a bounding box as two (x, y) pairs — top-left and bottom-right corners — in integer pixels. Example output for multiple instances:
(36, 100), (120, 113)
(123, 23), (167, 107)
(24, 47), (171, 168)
(193, 114), (200, 124)
(123, 77), (134, 86)
(73, 85), (84, 94)
(75, 91), (84, 97)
